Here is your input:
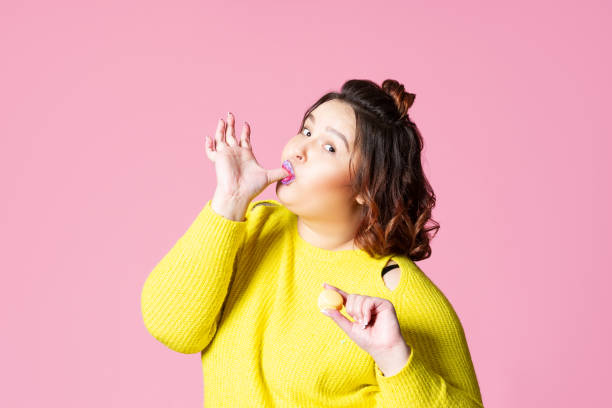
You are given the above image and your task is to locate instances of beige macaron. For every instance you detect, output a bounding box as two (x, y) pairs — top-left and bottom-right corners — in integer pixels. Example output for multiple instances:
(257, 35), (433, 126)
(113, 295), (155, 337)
(318, 288), (344, 311)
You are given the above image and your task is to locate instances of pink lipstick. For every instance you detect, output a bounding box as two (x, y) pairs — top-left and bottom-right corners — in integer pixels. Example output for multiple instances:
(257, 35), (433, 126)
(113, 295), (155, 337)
(281, 160), (295, 185)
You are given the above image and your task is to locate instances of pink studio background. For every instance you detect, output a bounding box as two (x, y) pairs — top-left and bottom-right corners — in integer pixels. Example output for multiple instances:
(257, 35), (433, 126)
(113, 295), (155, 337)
(1, 0), (610, 407)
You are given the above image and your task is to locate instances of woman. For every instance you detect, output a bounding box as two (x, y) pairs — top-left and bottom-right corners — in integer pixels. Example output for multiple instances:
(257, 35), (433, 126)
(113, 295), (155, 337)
(141, 79), (484, 407)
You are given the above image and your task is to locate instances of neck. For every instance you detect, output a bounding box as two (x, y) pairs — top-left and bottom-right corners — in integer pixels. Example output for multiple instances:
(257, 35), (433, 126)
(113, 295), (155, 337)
(296, 211), (363, 251)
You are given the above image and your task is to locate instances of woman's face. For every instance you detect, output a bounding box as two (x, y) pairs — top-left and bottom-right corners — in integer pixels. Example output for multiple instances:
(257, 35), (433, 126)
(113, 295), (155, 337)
(276, 99), (361, 220)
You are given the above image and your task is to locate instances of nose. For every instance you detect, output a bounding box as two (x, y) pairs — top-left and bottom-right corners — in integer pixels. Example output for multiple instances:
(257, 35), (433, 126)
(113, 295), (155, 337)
(287, 145), (305, 164)
(289, 135), (317, 163)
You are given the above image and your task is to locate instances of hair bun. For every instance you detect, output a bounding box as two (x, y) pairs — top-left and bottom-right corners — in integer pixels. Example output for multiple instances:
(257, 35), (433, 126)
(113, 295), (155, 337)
(382, 79), (416, 120)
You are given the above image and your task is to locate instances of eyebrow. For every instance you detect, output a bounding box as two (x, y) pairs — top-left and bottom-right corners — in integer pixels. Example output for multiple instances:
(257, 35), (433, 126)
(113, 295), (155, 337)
(305, 113), (350, 152)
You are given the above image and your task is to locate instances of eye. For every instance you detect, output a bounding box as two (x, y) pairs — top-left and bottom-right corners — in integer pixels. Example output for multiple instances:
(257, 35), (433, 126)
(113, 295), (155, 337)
(301, 127), (336, 154)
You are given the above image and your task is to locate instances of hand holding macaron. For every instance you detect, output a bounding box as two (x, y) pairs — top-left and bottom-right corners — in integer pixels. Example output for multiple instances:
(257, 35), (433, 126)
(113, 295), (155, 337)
(319, 282), (410, 373)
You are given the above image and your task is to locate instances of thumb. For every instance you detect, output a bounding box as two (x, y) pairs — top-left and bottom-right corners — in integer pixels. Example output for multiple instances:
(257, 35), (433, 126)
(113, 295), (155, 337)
(267, 167), (292, 183)
(321, 308), (353, 334)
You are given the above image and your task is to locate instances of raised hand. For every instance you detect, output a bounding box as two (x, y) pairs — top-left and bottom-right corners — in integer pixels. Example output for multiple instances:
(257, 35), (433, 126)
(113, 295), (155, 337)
(205, 112), (291, 219)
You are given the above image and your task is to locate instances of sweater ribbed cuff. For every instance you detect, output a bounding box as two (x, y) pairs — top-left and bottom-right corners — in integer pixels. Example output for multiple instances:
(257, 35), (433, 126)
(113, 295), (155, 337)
(190, 199), (249, 246)
(374, 345), (441, 405)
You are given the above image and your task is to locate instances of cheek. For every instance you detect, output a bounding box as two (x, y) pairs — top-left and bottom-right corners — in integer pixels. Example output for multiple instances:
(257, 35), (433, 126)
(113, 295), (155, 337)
(300, 165), (351, 191)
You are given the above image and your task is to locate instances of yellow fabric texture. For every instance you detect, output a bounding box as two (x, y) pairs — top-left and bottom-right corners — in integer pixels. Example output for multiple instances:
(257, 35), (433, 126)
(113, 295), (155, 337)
(141, 199), (484, 407)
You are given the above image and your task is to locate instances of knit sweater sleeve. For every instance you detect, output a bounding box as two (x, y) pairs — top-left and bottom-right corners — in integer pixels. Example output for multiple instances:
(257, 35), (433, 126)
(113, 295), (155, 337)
(372, 285), (484, 407)
(373, 344), (484, 407)
(140, 199), (258, 354)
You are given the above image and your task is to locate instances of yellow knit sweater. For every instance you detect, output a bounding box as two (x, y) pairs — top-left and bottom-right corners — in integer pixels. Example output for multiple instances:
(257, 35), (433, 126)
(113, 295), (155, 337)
(141, 199), (484, 407)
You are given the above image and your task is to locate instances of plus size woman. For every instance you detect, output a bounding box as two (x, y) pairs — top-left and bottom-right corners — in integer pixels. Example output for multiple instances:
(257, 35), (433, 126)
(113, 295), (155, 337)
(141, 79), (484, 407)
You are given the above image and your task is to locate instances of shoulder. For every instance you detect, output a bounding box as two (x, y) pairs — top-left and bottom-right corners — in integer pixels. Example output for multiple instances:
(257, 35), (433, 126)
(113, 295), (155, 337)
(390, 256), (466, 332)
(245, 199), (285, 219)
(242, 199), (291, 237)
(233, 199), (292, 262)
(247, 199), (282, 211)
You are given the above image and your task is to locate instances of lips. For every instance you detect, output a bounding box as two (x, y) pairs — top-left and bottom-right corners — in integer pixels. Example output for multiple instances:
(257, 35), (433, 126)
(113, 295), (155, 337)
(281, 160), (295, 185)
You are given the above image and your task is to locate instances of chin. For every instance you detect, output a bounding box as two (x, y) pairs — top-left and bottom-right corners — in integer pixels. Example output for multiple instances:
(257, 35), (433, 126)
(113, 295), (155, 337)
(275, 180), (285, 199)
(275, 183), (295, 210)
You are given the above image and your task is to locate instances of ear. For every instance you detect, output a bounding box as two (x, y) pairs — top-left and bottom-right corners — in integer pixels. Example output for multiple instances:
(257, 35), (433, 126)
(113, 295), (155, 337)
(355, 195), (365, 205)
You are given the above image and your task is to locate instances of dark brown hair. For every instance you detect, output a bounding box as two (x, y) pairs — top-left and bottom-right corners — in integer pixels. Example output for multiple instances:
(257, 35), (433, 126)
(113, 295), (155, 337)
(298, 79), (440, 261)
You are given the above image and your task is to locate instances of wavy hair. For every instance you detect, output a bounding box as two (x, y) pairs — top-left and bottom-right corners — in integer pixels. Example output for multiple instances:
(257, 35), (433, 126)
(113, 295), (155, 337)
(298, 79), (440, 261)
